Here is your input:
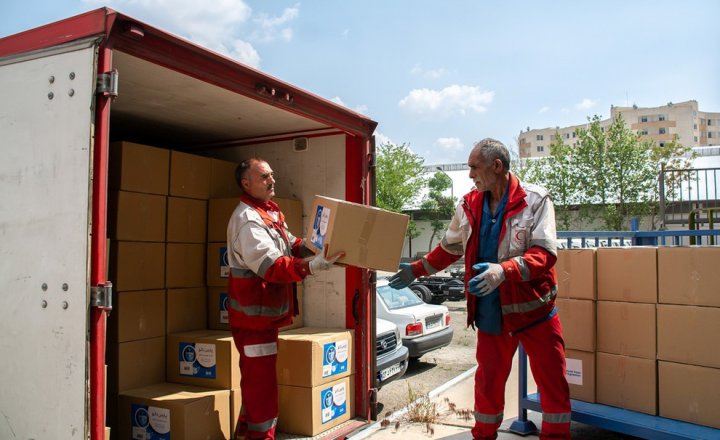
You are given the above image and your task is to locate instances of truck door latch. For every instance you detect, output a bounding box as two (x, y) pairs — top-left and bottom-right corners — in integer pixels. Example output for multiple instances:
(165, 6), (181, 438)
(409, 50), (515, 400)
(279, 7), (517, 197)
(96, 69), (119, 97)
(91, 282), (113, 309)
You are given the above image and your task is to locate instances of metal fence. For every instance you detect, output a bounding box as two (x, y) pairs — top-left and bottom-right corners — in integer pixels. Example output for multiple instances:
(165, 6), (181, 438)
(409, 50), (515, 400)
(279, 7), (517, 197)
(659, 166), (720, 228)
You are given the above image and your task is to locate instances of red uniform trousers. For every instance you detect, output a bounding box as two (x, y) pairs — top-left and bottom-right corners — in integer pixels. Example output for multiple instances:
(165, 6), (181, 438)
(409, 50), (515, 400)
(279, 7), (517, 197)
(231, 327), (279, 440)
(471, 314), (571, 440)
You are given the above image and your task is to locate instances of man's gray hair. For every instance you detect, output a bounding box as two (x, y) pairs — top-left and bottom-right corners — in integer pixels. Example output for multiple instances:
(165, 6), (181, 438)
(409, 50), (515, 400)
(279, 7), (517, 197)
(473, 138), (510, 170)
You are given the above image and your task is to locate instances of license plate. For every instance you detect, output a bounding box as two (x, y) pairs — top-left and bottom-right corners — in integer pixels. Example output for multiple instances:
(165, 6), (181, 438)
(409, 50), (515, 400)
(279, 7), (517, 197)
(379, 362), (403, 381)
(426, 316), (442, 329)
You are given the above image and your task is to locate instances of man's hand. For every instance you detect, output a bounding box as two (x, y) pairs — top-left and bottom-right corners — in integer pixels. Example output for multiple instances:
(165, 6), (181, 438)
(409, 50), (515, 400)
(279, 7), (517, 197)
(388, 263), (416, 289)
(467, 262), (505, 296)
(309, 244), (345, 274)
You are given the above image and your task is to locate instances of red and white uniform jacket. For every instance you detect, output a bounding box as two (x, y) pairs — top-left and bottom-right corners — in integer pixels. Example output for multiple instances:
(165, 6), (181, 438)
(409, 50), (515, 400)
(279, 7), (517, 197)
(226, 194), (311, 330)
(411, 174), (559, 333)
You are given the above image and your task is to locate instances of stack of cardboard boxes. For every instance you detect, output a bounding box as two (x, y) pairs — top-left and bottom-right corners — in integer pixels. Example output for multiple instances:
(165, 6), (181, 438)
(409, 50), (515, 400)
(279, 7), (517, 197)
(556, 246), (720, 429)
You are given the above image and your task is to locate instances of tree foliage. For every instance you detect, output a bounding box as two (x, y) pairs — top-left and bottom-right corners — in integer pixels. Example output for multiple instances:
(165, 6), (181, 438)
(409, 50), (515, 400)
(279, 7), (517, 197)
(520, 114), (694, 230)
(421, 172), (455, 250)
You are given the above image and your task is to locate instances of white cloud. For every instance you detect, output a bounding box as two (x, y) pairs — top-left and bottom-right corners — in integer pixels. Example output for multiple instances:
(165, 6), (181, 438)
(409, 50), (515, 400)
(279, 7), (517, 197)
(409, 64), (448, 79)
(398, 85), (494, 118)
(82, 0), (301, 68)
(250, 5), (299, 43)
(576, 98), (597, 110)
(329, 97), (368, 115)
(538, 106), (550, 114)
(374, 131), (393, 147)
(435, 137), (464, 152)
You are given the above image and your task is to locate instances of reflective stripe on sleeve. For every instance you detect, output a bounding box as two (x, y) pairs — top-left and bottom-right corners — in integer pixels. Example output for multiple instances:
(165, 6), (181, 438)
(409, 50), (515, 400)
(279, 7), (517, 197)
(243, 342), (278, 358)
(512, 256), (531, 281)
(257, 255), (275, 278)
(231, 267), (255, 278)
(440, 237), (464, 255)
(421, 258), (439, 275)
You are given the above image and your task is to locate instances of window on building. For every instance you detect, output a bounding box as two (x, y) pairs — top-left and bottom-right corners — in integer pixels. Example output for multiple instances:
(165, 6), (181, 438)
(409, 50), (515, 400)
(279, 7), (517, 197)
(659, 127), (667, 135)
(572, 131), (576, 138)
(640, 116), (648, 123)
(709, 119), (714, 126)
(710, 132), (715, 138)
(536, 135), (544, 141)
(659, 114), (666, 121)
(659, 143), (665, 147)
(694, 123), (698, 130)
(694, 136), (698, 142)
(564, 133), (570, 139)
(640, 129), (648, 135)
(520, 138), (526, 144)
(537, 145), (544, 152)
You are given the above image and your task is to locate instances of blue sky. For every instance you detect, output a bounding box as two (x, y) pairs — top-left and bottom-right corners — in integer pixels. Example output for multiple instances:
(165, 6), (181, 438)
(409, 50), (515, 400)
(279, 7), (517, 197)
(2, 0), (719, 169)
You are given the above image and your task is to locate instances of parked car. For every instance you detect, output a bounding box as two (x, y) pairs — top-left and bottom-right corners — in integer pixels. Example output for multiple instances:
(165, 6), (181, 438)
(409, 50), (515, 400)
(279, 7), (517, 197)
(377, 278), (454, 360)
(375, 317), (409, 389)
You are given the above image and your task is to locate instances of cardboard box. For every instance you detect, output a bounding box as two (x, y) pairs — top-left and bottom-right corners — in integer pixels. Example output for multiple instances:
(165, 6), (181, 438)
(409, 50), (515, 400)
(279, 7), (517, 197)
(108, 191), (167, 242)
(166, 243), (205, 288)
(166, 330), (240, 389)
(556, 249), (596, 300)
(278, 375), (354, 437)
(118, 383), (230, 440)
(108, 290), (166, 343)
(597, 301), (656, 359)
(657, 304), (720, 369)
(206, 242), (230, 287)
(166, 287), (207, 334)
(658, 246), (720, 307)
(169, 150), (211, 199)
(305, 196), (408, 272)
(109, 141), (169, 195)
(110, 241), (165, 292)
(208, 198), (239, 243)
(210, 157), (242, 198)
(596, 352), (656, 415)
(277, 327), (353, 387)
(556, 298), (595, 351)
(659, 361), (720, 429)
(166, 197), (208, 243)
(597, 247), (657, 303)
(107, 337), (166, 394)
(565, 350), (595, 403)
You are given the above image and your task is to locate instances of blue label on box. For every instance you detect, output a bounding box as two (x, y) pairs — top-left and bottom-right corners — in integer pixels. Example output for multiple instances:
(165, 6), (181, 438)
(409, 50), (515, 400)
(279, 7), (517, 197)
(131, 404), (170, 439)
(320, 382), (347, 424)
(219, 292), (229, 324)
(310, 205), (330, 249)
(322, 340), (349, 378)
(218, 246), (229, 278)
(178, 342), (216, 379)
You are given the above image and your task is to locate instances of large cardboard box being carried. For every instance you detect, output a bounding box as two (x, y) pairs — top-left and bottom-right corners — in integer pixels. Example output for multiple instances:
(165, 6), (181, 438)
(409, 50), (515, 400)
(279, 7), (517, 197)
(564, 350), (595, 403)
(659, 361), (720, 429)
(278, 375), (354, 437)
(118, 382), (230, 440)
(277, 327), (353, 387)
(556, 248), (596, 300)
(306, 196), (408, 272)
(166, 330), (240, 390)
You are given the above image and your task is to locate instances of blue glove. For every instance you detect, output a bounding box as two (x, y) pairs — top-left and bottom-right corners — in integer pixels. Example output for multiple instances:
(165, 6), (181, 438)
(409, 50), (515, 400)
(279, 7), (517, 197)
(467, 262), (506, 296)
(388, 263), (416, 289)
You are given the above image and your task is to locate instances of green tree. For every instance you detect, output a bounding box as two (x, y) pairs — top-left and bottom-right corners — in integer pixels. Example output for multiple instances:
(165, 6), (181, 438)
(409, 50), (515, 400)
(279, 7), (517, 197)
(375, 142), (427, 256)
(421, 172), (455, 251)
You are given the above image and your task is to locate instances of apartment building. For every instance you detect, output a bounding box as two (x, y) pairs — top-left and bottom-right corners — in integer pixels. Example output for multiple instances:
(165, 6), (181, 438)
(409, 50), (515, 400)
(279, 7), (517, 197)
(518, 100), (720, 158)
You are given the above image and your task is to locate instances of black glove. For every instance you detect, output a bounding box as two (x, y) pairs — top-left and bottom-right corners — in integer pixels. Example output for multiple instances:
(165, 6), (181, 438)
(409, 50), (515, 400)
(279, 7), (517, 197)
(388, 263), (416, 289)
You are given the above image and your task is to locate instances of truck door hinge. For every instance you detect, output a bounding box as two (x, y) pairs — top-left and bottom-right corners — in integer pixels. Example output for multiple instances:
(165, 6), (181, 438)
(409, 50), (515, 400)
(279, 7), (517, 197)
(97, 69), (119, 98)
(91, 282), (113, 309)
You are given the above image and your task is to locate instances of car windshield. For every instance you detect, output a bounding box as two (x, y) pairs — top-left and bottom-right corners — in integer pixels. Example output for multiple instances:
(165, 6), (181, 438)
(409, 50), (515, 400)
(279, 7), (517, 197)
(377, 285), (424, 310)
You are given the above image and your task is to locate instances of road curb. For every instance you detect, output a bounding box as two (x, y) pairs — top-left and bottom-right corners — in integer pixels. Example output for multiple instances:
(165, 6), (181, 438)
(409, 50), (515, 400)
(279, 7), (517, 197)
(348, 365), (478, 439)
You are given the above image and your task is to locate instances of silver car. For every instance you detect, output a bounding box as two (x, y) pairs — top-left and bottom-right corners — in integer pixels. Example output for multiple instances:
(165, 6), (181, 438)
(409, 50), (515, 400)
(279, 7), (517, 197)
(375, 317), (409, 389)
(377, 277), (454, 360)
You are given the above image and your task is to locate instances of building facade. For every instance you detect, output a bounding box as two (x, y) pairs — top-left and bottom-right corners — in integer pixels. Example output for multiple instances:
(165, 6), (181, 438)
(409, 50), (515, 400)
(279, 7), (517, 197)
(518, 100), (720, 158)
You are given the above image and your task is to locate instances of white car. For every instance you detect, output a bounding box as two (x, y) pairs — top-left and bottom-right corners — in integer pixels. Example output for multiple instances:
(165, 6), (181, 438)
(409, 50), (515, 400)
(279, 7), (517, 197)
(377, 277), (454, 360)
(375, 317), (409, 389)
